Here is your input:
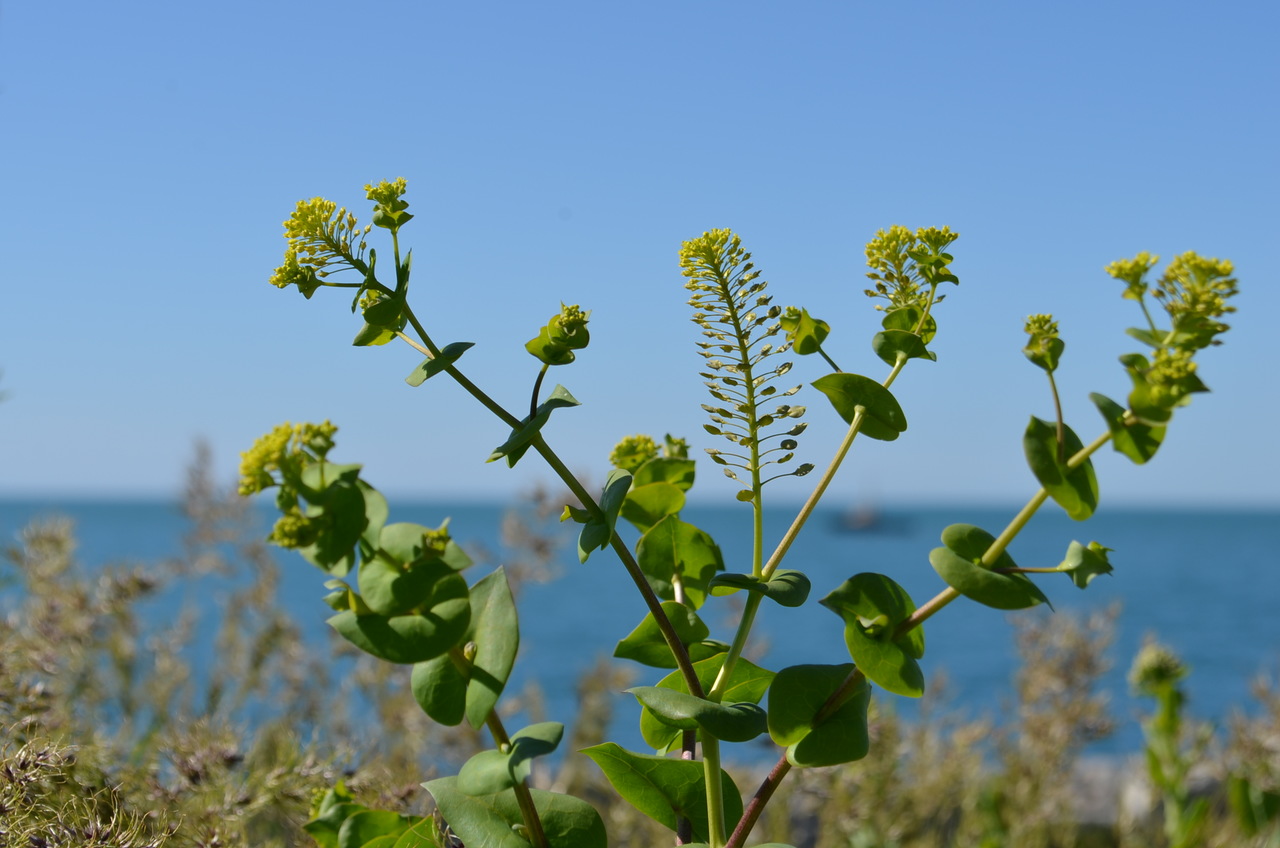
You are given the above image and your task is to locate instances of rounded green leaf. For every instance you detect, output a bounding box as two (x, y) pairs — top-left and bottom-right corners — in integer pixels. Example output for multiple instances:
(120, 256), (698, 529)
(614, 601), (712, 669)
(708, 569), (811, 607)
(627, 687), (768, 742)
(620, 482), (686, 534)
(337, 810), (419, 848)
(633, 457), (696, 491)
(457, 749), (520, 795)
(636, 516), (724, 608)
(638, 655), (774, 751)
(580, 743), (741, 843)
(1024, 417), (1099, 521)
(390, 823), (442, 848)
(928, 523), (1050, 610)
(1059, 540), (1114, 589)
(462, 568), (520, 728)
(871, 329), (935, 366)
(424, 777), (606, 848)
(811, 373), (907, 441)
(819, 574), (924, 698)
(359, 555), (452, 617)
(1090, 392), (1165, 465)
(881, 306), (936, 344)
(411, 653), (466, 726)
(328, 572), (469, 664)
(488, 384), (581, 467)
(767, 663), (870, 767)
(779, 306), (830, 355)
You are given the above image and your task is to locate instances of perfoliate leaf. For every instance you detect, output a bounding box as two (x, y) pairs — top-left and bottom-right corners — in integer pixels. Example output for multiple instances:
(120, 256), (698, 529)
(613, 602), (725, 669)
(1059, 540), (1114, 589)
(638, 655), (775, 752)
(424, 777), (606, 848)
(811, 373), (907, 441)
(780, 306), (830, 355)
(1090, 392), (1165, 465)
(707, 569), (811, 607)
(820, 574), (924, 698)
(767, 663), (870, 767)
(328, 569), (470, 664)
(636, 516), (724, 607)
(872, 329), (935, 365)
(627, 687), (768, 742)
(928, 523), (1050, 610)
(1023, 417), (1099, 520)
(580, 743), (741, 843)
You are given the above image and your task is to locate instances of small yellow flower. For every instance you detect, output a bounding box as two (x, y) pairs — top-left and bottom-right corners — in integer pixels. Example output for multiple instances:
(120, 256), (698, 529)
(609, 434), (658, 473)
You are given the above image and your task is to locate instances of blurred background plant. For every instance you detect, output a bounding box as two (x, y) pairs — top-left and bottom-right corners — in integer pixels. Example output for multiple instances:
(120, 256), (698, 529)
(2, 446), (1277, 847)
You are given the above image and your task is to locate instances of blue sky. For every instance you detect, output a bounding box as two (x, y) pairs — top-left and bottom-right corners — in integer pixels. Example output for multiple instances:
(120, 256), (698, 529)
(1, 0), (1276, 508)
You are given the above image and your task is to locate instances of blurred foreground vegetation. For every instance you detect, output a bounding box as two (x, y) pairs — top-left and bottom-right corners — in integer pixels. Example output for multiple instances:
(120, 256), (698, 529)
(2, 451), (1277, 847)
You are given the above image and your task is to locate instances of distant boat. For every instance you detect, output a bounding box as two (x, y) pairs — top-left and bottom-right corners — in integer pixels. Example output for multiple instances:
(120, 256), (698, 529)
(835, 503), (910, 534)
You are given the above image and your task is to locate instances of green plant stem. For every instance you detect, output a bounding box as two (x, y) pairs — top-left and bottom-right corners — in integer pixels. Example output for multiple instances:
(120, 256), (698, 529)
(816, 345), (842, 374)
(896, 428), (1115, 637)
(401, 301), (703, 698)
(726, 669), (867, 848)
(1048, 370), (1066, 464)
(726, 755), (791, 848)
(448, 648), (549, 848)
(484, 712), (550, 848)
(395, 331), (431, 356)
(530, 434), (705, 699)
(530, 365), (549, 419)
(702, 735), (727, 848)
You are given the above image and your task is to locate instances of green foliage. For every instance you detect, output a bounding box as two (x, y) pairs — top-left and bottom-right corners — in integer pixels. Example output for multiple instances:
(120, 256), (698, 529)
(241, 178), (1240, 848)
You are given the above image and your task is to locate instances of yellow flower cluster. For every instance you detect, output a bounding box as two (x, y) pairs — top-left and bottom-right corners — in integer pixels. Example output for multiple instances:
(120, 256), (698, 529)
(238, 421), (338, 495)
(609, 434), (658, 473)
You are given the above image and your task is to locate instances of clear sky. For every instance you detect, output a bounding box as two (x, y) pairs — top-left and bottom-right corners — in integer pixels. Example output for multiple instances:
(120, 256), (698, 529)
(1, 1), (1276, 508)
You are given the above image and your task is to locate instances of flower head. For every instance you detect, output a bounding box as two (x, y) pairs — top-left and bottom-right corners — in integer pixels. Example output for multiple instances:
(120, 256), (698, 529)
(610, 434), (658, 473)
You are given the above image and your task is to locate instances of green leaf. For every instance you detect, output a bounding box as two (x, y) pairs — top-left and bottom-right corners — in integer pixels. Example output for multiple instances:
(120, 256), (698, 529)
(1090, 392), (1165, 465)
(361, 294), (405, 328)
(328, 570), (470, 664)
(881, 306), (936, 344)
(636, 516), (724, 608)
(352, 322), (397, 346)
(488, 385), (581, 467)
(405, 342), (475, 387)
(410, 567), (518, 727)
(1024, 416), (1099, 520)
(871, 329), (935, 366)
(820, 574), (925, 698)
(627, 686), (767, 742)
(1059, 540), (1114, 589)
(359, 556), (458, 618)
(580, 743), (741, 843)
(390, 824), (443, 848)
(424, 777), (606, 848)
(707, 569), (811, 607)
(294, 474), (371, 578)
(767, 663), (870, 767)
(811, 373), (907, 441)
(633, 457), (696, 491)
(456, 723), (563, 796)
(779, 306), (830, 355)
(613, 602), (727, 669)
(411, 653), (466, 726)
(639, 655), (774, 752)
(928, 523), (1050, 611)
(379, 521), (472, 572)
(619, 481), (685, 534)
(577, 469), (632, 563)
(337, 810), (420, 848)
(304, 796), (364, 848)
(462, 568), (520, 728)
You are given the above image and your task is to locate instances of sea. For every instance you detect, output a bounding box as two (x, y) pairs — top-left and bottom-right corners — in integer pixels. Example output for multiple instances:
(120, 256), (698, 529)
(1, 498), (1276, 757)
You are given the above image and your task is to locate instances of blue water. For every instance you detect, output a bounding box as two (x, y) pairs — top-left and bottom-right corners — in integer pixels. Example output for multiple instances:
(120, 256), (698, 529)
(2, 498), (1276, 756)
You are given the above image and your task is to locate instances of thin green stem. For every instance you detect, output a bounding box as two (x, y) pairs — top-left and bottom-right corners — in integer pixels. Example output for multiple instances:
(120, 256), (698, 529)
(816, 345), (842, 373)
(1047, 370), (1066, 464)
(530, 364), (549, 419)
(447, 648), (549, 848)
(702, 735), (726, 848)
(530, 434), (704, 699)
(896, 428), (1115, 637)
(395, 332), (431, 356)
(401, 300), (702, 698)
